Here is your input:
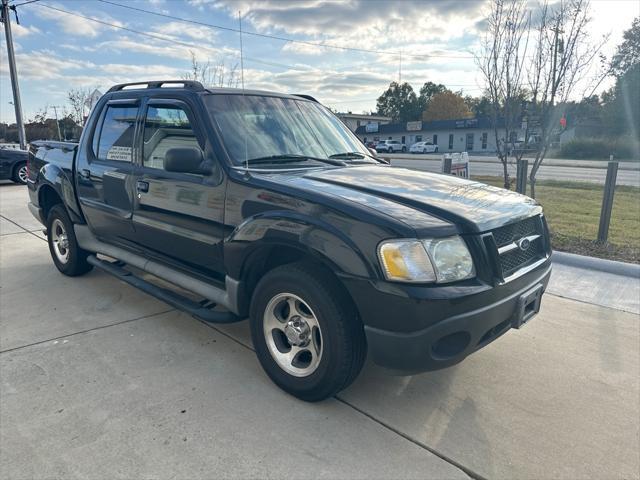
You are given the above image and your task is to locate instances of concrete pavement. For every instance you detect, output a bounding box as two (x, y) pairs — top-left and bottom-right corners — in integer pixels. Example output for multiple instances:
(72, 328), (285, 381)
(1, 182), (639, 479)
(386, 154), (640, 186)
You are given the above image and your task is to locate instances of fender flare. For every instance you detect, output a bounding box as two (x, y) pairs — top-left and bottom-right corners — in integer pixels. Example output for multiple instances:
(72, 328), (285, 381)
(225, 210), (374, 281)
(37, 163), (84, 223)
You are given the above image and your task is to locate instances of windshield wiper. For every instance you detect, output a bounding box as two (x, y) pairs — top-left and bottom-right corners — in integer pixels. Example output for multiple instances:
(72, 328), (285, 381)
(329, 151), (380, 162)
(329, 152), (365, 159)
(244, 154), (346, 166)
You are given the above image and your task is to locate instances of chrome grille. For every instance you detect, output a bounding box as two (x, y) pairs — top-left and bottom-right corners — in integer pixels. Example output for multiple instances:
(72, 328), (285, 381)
(492, 216), (540, 247)
(490, 216), (546, 278)
(499, 242), (543, 275)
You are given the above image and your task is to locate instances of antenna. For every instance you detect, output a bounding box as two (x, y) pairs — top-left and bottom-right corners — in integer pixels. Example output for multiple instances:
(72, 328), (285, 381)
(239, 10), (245, 91)
(238, 10), (248, 173)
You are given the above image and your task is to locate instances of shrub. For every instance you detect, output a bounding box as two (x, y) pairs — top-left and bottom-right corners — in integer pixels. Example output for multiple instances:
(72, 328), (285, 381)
(559, 136), (640, 160)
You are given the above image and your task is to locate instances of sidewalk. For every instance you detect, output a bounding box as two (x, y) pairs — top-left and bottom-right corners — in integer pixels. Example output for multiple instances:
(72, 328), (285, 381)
(550, 253), (640, 314)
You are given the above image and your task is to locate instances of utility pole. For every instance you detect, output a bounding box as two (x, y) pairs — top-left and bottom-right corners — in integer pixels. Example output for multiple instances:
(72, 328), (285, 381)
(51, 105), (62, 141)
(1, 0), (27, 150)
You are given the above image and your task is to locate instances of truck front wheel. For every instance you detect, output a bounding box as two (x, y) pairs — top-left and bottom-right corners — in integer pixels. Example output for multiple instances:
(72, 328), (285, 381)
(250, 262), (366, 402)
(46, 204), (93, 276)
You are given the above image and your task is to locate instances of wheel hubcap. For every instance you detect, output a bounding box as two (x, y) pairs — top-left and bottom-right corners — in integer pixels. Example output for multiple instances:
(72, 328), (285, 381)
(51, 218), (70, 264)
(263, 293), (323, 377)
(284, 317), (311, 346)
(18, 165), (28, 183)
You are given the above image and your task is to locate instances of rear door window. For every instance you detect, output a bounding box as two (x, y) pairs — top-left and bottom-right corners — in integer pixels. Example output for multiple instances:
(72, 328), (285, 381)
(96, 105), (138, 162)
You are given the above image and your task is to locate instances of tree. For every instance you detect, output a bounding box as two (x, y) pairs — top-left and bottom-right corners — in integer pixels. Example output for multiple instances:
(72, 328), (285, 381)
(464, 94), (492, 118)
(476, 0), (531, 189)
(67, 88), (91, 126)
(183, 50), (240, 88)
(610, 17), (639, 77)
(526, 0), (608, 197)
(562, 95), (603, 126)
(417, 81), (448, 113)
(603, 64), (640, 137)
(422, 91), (473, 121)
(376, 82), (420, 122)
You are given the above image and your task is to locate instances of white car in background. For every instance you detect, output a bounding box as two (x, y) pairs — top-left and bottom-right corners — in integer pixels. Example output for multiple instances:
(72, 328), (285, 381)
(375, 139), (406, 153)
(410, 141), (439, 153)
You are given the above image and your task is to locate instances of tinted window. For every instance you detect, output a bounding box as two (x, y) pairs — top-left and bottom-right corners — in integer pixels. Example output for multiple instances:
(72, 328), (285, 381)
(96, 105), (137, 162)
(143, 105), (202, 170)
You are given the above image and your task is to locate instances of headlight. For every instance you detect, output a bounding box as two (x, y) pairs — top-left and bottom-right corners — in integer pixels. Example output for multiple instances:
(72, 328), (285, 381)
(378, 236), (474, 283)
(378, 240), (436, 282)
(423, 236), (475, 283)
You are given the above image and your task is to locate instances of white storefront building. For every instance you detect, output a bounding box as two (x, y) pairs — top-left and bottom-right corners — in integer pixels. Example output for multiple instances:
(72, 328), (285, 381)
(355, 117), (519, 153)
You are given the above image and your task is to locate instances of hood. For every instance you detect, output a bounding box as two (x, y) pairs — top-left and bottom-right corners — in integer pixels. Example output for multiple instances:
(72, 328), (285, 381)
(295, 165), (541, 233)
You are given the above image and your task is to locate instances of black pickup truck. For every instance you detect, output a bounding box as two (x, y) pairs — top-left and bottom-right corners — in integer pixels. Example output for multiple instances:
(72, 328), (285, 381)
(27, 80), (552, 401)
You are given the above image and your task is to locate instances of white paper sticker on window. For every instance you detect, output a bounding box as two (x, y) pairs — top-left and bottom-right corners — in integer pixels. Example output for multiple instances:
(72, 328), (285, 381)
(106, 145), (132, 161)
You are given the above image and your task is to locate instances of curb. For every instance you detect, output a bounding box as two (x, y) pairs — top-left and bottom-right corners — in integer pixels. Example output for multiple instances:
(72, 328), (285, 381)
(552, 251), (640, 278)
(386, 156), (640, 171)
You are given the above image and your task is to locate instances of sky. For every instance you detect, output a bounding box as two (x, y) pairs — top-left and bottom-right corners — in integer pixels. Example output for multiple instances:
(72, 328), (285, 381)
(1, 0), (638, 123)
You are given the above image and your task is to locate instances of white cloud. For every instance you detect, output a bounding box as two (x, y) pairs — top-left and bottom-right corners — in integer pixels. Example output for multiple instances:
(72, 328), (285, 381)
(0, 50), (95, 81)
(96, 36), (238, 63)
(214, 0), (487, 48)
(35, 4), (126, 38)
(281, 42), (327, 56)
(12, 24), (42, 38)
(150, 21), (219, 41)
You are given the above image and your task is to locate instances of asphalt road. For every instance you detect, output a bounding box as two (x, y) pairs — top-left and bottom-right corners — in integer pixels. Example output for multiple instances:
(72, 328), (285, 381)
(386, 154), (640, 186)
(1, 182), (638, 479)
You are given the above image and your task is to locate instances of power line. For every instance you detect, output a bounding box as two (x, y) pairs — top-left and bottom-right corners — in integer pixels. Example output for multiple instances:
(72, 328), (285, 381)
(30, 3), (477, 79)
(37, 3), (216, 51)
(23, 1), (485, 111)
(95, 0), (476, 60)
(10, 0), (41, 7)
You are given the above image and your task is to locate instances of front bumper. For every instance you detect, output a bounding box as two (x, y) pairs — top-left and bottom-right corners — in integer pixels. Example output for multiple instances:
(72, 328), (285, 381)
(341, 260), (552, 373)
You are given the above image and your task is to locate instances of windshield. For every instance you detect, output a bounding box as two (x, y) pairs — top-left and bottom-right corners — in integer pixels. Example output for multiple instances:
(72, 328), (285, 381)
(205, 94), (371, 165)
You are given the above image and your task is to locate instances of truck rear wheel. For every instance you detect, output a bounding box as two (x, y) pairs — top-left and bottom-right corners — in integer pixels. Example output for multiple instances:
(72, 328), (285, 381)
(46, 204), (93, 277)
(250, 262), (366, 402)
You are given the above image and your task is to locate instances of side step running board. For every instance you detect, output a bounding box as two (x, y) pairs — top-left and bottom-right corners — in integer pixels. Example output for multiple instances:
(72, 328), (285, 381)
(87, 256), (240, 323)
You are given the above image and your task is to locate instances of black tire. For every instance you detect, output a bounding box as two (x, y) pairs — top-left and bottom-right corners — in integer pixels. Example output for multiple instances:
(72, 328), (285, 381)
(12, 161), (27, 185)
(250, 262), (366, 402)
(46, 204), (93, 276)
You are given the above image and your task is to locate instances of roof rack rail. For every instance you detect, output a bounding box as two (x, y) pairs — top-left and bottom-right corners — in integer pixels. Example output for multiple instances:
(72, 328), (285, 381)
(107, 80), (205, 93)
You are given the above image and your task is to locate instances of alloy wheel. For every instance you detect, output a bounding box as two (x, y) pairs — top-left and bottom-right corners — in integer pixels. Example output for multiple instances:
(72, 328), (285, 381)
(51, 218), (70, 264)
(263, 292), (323, 377)
(17, 164), (28, 183)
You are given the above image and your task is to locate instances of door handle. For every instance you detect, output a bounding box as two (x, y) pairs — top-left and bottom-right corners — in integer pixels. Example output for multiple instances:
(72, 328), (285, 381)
(136, 180), (149, 193)
(80, 168), (91, 179)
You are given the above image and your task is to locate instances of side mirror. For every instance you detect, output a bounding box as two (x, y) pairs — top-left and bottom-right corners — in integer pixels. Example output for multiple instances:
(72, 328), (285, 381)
(164, 147), (210, 175)
(368, 147), (377, 156)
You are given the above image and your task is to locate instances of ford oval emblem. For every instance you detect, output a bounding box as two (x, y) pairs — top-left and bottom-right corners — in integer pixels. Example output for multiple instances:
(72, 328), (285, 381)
(517, 238), (531, 251)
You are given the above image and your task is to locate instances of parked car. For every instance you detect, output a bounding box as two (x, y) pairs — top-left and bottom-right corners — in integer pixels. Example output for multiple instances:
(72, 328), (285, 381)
(27, 80), (551, 402)
(375, 139), (406, 153)
(410, 141), (439, 154)
(0, 148), (28, 184)
(507, 135), (543, 155)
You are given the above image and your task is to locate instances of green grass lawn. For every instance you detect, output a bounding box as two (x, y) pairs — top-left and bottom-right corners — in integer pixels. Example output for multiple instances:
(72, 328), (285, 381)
(473, 176), (640, 263)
